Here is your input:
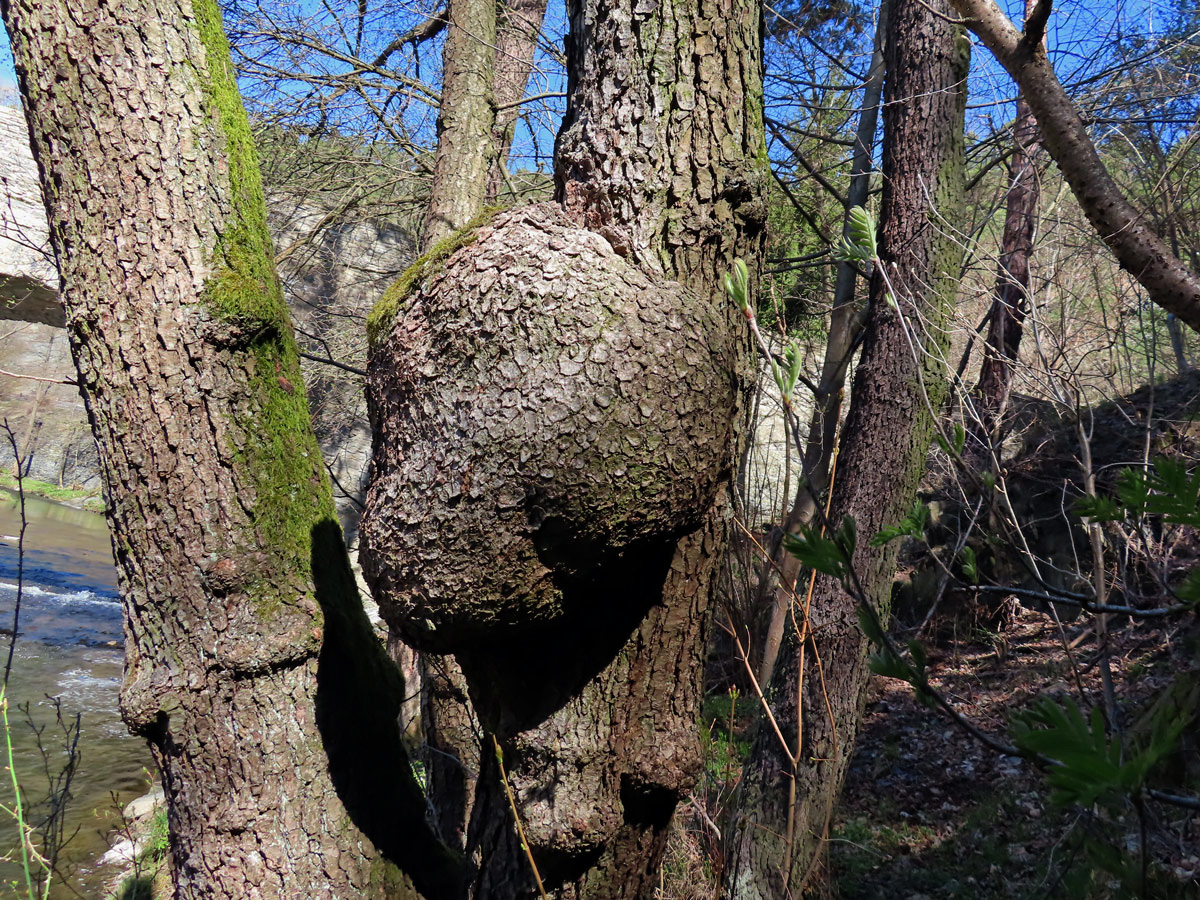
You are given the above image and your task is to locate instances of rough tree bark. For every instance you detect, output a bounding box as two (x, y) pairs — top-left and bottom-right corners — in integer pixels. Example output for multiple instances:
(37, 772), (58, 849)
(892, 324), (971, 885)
(418, 0), (551, 852)
(950, 0), (1200, 331)
(974, 0), (1042, 445)
(0, 1), (461, 897)
(361, 0), (769, 894)
(727, 0), (969, 895)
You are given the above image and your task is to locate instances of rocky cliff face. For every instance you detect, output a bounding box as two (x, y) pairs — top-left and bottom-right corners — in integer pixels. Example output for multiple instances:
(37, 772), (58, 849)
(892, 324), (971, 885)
(0, 103), (413, 538)
(0, 103), (60, 327)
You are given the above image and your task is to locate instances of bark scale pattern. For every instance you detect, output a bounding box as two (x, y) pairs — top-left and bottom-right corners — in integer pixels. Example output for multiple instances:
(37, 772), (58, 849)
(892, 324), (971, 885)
(362, 203), (738, 651)
(728, 1), (969, 895)
(0, 0), (456, 896)
(555, 0), (768, 277)
(462, 522), (719, 897)
(366, 0), (765, 888)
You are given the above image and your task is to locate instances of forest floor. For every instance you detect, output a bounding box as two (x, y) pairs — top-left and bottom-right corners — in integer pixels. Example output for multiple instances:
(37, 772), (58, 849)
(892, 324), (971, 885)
(667, 602), (1200, 899)
(828, 606), (1200, 899)
(667, 600), (1200, 900)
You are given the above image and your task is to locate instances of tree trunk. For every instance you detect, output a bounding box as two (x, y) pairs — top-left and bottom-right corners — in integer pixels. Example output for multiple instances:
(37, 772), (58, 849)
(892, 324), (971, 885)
(361, 0), (768, 894)
(757, 0), (889, 688)
(416, 0), (551, 850)
(421, 651), (480, 850)
(950, 0), (1200, 331)
(423, 0), (498, 248)
(486, 0), (551, 201)
(0, 1), (460, 897)
(727, 1), (969, 895)
(974, 57), (1041, 445)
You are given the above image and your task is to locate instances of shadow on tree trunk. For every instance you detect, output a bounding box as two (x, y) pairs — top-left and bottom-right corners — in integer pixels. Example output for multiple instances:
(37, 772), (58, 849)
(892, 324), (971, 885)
(458, 533), (678, 734)
(311, 518), (465, 900)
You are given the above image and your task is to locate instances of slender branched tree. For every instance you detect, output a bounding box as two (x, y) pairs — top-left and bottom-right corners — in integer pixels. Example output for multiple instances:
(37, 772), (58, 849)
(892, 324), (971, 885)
(728, 0), (969, 892)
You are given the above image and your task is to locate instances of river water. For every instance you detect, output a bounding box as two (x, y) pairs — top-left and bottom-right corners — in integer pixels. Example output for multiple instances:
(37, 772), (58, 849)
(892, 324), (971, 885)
(0, 490), (153, 899)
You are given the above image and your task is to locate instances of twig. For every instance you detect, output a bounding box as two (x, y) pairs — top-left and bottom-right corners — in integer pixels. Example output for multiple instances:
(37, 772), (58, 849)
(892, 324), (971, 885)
(726, 616), (792, 760)
(491, 735), (548, 900)
(687, 794), (722, 841)
(2, 420), (27, 688)
(326, 464), (366, 512)
(858, 597), (1036, 760)
(973, 584), (1194, 619)
(1146, 788), (1200, 810)
(0, 368), (76, 387)
(297, 350), (367, 378)
(2, 687), (41, 897)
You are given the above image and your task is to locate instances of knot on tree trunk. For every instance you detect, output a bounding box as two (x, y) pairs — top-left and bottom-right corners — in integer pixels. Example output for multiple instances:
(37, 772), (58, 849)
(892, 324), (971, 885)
(360, 203), (737, 653)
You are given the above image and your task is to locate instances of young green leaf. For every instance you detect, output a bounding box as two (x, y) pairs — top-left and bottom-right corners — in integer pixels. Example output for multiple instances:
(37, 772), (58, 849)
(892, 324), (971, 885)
(782, 527), (848, 579)
(833, 206), (878, 262)
(871, 501), (930, 547)
(960, 545), (978, 584)
(723, 258), (752, 315)
(1011, 698), (1127, 808)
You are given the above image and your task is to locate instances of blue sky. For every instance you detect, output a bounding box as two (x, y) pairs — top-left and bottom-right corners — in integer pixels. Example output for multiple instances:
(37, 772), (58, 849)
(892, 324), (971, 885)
(0, 0), (1189, 140)
(0, 33), (15, 106)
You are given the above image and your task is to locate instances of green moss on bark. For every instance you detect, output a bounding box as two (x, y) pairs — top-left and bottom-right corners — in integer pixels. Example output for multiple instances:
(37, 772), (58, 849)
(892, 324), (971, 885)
(921, 28), (970, 417)
(190, 0), (337, 600)
(242, 337), (335, 574)
(367, 206), (503, 350)
(192, 0), (282, 326)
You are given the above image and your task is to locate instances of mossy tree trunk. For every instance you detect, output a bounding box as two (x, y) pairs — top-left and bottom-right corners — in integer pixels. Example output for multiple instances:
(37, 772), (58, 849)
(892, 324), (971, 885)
(0, 1), (460, 897)
(361, 0), (767, 893)
(726, 0), (969, 895)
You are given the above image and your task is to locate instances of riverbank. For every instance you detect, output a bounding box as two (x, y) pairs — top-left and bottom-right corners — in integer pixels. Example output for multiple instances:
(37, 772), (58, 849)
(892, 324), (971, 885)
(0, 472), (104, 512)
(0, 490), (153, 899)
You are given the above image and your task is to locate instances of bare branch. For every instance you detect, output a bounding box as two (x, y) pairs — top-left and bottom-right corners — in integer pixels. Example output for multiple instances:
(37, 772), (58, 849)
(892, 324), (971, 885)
(0, 367), (76, 386)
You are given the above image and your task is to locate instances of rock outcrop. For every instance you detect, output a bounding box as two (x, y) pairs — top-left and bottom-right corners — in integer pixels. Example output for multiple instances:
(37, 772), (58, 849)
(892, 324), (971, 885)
(0, 104), (60, 327)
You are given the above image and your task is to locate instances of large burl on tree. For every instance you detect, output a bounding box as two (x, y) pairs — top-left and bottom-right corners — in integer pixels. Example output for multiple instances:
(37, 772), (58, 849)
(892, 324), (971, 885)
(360, 203), (739, 659)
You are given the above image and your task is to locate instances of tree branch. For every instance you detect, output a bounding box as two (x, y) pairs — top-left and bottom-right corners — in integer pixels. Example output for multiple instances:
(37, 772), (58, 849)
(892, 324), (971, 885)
(372, 8), (449, 68)
(949, 0), (1200, 331)
(1021, 0), (1051, 48)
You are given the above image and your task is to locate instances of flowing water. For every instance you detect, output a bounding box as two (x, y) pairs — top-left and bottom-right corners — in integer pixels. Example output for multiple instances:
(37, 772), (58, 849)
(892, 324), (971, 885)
(0, 490), (153, 899)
